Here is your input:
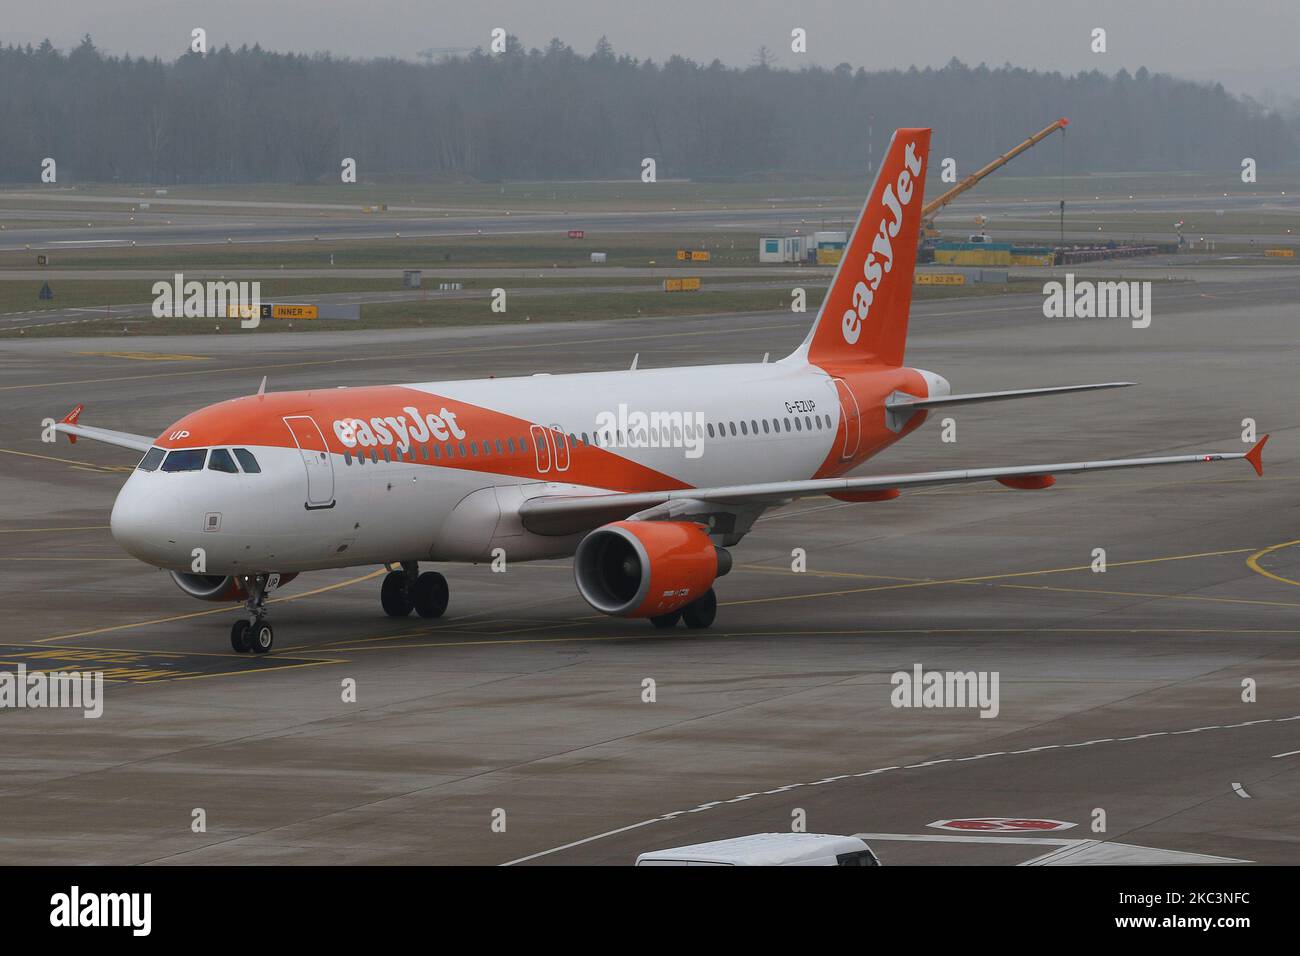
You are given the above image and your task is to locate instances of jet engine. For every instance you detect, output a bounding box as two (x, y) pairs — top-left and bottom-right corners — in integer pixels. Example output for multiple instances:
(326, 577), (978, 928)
(169, 572), (296, 602)
(573, 520), (730, 618)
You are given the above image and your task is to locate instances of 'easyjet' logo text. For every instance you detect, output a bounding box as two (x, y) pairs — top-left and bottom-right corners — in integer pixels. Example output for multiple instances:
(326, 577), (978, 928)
(842, 141), (923, 345)
(333, 406), (467, 451)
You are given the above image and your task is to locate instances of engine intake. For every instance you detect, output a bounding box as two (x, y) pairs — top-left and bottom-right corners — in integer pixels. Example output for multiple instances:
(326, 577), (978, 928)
(574, 521), (729, 618)
(169, 572), (296, 602)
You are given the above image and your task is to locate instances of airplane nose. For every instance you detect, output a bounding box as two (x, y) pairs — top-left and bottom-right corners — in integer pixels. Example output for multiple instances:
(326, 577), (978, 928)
(111, 475), (175, 565)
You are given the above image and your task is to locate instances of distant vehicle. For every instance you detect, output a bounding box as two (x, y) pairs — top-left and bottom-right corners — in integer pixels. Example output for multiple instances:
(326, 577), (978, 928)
(635, 833), (881, 866)
(967, 232), (992, 243)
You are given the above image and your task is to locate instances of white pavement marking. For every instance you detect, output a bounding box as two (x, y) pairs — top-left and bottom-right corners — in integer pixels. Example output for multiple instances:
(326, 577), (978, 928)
(501, 712), (1300, 865)
(852, 833), (1249, 865)
(1231, 782), (1252, 798)
(1273, 749), (1300, 758)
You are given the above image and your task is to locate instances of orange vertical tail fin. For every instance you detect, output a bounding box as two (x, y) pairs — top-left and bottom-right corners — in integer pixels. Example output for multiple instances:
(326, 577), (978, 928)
(797, 127), (932, 370)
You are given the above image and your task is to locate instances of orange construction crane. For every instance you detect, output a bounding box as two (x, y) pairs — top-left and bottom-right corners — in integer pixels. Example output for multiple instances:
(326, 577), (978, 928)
(920, 117), (1068, 240)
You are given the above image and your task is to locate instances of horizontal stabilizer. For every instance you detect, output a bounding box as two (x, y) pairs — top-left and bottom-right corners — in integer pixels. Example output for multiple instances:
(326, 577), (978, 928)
(886, 382), (1135, 411)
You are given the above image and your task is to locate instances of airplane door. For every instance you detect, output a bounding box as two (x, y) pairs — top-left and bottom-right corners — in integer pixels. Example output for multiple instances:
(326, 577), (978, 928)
(832, 378), (861, 461)
(529, 424), (552, 473)
(283, 415), (335, 508)
(548, 424), (570, 472)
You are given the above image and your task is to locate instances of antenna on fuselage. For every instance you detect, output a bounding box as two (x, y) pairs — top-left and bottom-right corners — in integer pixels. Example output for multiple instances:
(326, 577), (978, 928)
(762, 352), (770, 363)
(630, 353), (639, 370)
(257, 375), (267, 397)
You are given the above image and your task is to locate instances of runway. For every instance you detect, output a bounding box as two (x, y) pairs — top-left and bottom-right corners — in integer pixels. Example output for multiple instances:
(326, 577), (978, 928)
(0, 276), (1297, 865)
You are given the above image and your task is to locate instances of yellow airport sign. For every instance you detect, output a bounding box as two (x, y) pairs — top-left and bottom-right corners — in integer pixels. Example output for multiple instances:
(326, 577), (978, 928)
(916, 273), (966, 285)
(1264, 248), (1295, 257)
(224, 303), (319, 320)
(272, 304), (318, 319)
(675, 250), (711, 262)
(663, 277), (701, 292)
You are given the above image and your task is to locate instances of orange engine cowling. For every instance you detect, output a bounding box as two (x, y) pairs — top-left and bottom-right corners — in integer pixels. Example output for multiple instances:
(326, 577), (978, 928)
(168, 571), (297, 602)
(574, 521), (730, 618)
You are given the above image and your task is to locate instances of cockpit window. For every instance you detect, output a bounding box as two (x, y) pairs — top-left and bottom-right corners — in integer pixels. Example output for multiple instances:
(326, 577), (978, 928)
(161, 448), (208, 472)
(208, 448), (239, 473)
(137, 447), (165, 472)
(233, 448), (261, 474)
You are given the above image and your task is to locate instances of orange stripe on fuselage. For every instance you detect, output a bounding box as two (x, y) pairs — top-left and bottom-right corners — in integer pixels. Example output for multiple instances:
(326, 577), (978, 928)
(155, 385), (694, 493)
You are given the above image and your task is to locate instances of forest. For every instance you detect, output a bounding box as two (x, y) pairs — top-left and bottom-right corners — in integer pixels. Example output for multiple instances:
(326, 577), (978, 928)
(0, 34), (1293, 184)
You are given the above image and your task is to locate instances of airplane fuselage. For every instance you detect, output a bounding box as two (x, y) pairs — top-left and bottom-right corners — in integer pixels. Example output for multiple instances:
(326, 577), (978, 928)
(110, 358), (942, 574)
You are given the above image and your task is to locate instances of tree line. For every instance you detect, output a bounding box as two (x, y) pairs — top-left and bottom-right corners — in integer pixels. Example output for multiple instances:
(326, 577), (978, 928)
(0, 34), (1293, 184)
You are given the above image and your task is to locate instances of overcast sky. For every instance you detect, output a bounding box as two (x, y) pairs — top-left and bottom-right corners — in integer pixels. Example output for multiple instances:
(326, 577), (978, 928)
(12, 1), (1300, 99)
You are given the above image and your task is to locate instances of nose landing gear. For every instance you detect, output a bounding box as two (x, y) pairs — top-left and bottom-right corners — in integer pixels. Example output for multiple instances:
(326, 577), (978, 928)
(382, 562), (449, 619)
(230, 573), (274, 654)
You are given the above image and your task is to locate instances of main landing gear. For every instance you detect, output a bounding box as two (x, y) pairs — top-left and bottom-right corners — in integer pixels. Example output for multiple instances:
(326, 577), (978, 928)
(650, 588), (717, 630)
(381, 562), (449, 619)
(230, 573), (274, 654)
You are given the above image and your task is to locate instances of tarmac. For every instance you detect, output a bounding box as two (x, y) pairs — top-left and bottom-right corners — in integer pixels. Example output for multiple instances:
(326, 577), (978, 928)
(0, 267), (1296, 865)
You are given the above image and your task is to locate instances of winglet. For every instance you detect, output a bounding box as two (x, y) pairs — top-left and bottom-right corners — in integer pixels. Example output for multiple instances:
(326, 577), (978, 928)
(59, 404), (84, 444)
(1246, 434), (1268, 477)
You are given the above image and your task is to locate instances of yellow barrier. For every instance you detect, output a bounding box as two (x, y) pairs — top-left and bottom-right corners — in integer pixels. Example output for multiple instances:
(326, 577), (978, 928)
(916, 273), (966, 285)
(935, 248), (1012, 266)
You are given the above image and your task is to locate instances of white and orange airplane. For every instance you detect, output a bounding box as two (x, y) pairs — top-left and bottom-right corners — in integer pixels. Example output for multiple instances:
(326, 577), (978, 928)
(53, 128), (1267, 654)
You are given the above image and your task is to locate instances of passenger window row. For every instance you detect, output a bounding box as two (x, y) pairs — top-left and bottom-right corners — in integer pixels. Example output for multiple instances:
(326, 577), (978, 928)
(338, 414), (833, 465)
(343, 435), (533, 466)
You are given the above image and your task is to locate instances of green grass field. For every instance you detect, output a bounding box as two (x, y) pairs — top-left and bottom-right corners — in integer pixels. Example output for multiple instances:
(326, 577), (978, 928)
(0, 232), (778, 271)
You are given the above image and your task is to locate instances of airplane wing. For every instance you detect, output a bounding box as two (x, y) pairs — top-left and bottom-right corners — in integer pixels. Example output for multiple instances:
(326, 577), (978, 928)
(52, 405), (155, 454)
(519, 436), (1268, 536)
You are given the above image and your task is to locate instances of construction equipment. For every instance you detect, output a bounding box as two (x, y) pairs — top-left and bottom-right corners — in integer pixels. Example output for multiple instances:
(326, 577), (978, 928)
(919, 118), (1069, 250)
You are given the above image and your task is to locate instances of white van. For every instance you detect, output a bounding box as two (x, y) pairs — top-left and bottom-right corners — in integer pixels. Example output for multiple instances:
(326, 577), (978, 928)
(635, 833), (880, 866)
